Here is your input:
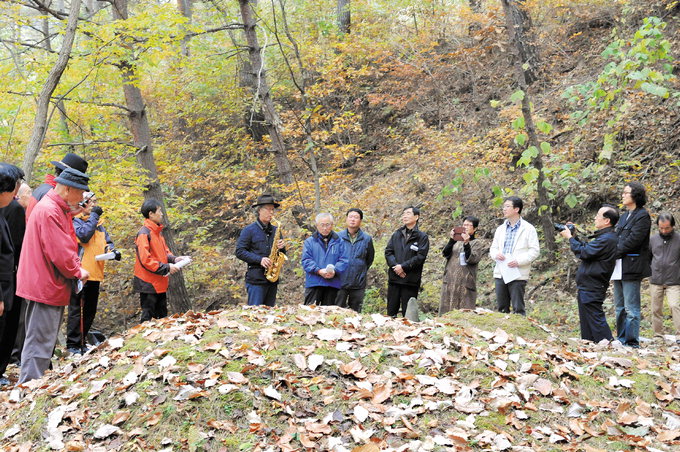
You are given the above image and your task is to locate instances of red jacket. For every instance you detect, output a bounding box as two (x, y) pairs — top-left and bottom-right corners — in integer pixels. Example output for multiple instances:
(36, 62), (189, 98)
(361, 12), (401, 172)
(133, 218), (175, 294)
(17, 189), (84, 306)
(25, 173), (57, 221)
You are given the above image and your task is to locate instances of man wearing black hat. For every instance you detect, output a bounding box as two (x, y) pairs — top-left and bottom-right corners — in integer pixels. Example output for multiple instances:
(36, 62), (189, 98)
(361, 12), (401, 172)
(25, 152), (88, 220)
(17, 167), (91, 383)
(235, 194), (286, 306)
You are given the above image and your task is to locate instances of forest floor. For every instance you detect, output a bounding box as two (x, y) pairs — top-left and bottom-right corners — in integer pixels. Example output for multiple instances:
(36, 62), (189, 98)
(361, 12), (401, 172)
(2, 305), (680, 451)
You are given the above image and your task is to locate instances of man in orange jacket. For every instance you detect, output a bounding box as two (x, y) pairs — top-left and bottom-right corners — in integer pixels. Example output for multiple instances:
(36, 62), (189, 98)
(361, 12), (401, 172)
(133, 199), (187, 323)
(67, 192), (120, 354)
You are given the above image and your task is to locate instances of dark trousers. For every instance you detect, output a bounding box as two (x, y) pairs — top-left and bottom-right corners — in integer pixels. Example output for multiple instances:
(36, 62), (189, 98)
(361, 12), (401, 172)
(387, 283), (419, 317)
(246, 282), (278, 307)
(0, 295), (21, 377)
(336, 288), (366, 313)
(304, 286), (339, 306)
(66, 281), (100, 350)
(140, 292), (168, 323)
(10, 297), (27, 365)
(577, 289), (613, 342)
(495, 278), (527, 315)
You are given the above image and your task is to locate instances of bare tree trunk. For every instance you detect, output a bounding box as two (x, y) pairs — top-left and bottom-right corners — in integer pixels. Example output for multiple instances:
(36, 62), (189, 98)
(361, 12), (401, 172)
(337, 0), (350, 34)
(22, 0), (82, 182)
(501, 0), (539, 84)
(501, 0), (555, 253)
(176, 0), (193, 56)
(238, 0), (294, 185)
(112, 0), (192, 312)
(41, 17), (73, 147)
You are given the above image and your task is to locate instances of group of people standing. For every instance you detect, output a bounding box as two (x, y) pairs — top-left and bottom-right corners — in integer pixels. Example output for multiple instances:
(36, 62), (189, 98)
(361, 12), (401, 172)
(0, 152), (189, 387)
(237, 185), (680, 349)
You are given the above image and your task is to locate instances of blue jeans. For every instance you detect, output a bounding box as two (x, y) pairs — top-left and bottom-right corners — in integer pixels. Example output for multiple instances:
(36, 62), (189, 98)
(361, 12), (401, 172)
(613, 279), (641, 347)
(246, 283), (277, 307)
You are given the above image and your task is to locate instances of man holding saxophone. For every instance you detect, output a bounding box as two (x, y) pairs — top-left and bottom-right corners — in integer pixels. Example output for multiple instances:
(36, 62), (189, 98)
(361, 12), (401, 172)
(236, 194), (286, 306)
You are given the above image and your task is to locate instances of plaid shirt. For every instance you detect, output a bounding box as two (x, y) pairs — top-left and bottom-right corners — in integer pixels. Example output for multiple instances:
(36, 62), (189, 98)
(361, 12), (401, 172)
(502, 219), (522, 255)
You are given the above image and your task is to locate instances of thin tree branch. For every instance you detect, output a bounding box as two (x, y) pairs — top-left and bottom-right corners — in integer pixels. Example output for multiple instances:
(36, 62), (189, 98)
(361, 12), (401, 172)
(4, 91), (132, 112)
(44, 140), (137, 148)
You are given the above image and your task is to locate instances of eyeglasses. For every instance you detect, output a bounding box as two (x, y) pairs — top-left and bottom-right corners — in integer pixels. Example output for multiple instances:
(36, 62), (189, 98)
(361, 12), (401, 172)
(318, 223), (332, 227)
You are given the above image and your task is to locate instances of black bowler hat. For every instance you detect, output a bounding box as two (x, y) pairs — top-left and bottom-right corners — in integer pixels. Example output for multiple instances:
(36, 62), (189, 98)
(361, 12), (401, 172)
(251, 194), (280, 208)
(50, 152), (89, 173)
(54, 167), (90, 191)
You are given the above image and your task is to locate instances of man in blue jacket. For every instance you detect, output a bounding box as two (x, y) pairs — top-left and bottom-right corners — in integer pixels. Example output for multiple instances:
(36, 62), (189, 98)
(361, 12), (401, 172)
(560, 205), (619, 342)
(385, 206), (430, 317)
(336, 208), (374, 312)
(301, 213), (348, 306)
(236, 194), (286, 306)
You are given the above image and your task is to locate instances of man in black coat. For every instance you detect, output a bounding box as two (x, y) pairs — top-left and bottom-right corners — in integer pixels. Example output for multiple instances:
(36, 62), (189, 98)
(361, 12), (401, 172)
(0, 164), (24, 386)
(384, 206), (429, 317)
(235, 194), (285, 307)
(613, 181), (651, 348)
(560, 205), (619, 342)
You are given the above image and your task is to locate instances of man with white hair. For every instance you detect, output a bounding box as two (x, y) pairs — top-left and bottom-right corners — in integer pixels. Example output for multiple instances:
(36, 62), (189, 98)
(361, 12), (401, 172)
(301, 213), (348, 306)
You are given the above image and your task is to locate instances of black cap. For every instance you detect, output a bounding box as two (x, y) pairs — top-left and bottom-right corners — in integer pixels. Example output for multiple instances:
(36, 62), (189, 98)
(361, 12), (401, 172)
(251, 194), (280, 208)
(54, 167), (90, 191)
(50, 153), (88, 173)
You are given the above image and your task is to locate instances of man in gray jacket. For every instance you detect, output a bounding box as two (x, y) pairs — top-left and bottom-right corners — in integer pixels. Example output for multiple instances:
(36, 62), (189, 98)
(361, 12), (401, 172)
(649, 212), (680, 343)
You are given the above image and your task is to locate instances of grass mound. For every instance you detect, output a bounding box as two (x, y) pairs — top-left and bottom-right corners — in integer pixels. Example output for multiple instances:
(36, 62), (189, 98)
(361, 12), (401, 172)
(2, 306), (680, 451)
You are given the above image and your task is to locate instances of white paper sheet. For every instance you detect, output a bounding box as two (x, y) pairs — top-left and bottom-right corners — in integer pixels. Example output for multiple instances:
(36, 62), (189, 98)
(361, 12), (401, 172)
(610, 259), (622, 281)
(498, 256), (522, 283)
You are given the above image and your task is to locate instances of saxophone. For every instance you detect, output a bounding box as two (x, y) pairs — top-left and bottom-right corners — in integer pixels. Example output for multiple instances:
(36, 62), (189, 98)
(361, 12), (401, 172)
(265, 219), (288, 282)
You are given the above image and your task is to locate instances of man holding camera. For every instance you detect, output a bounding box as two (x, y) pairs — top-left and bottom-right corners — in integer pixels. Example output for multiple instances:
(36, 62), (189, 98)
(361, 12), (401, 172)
(560, 206), (619, 342)
(66, 192), (120, 354)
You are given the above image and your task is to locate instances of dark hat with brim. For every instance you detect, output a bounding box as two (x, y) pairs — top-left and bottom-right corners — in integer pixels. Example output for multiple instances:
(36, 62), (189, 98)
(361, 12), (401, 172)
(54, 167), (90, 191)
(251, 194), (280, 208)
(50, 152), (89, 173)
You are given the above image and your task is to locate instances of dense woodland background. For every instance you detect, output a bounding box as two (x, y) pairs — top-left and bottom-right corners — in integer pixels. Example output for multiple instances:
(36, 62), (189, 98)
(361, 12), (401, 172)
(1, 0), (679, 337)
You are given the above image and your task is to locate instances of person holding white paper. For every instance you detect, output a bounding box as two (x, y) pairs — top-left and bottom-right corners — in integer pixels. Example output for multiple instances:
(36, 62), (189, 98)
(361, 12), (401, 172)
(560, 205), (619, 342)
(66, 192), (120, 354)
(613, 182), (651, 348)
(439, 216), (485, 314)
(489, 196), (540, 316)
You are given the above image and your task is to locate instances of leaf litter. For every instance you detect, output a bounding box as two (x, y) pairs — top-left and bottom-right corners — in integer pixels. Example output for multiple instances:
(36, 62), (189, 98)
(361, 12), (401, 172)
(0, 306), (679, 451)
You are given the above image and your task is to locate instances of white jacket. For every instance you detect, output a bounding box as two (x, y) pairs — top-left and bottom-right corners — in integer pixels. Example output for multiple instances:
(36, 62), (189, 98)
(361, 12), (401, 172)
(489, 219), (540, 280)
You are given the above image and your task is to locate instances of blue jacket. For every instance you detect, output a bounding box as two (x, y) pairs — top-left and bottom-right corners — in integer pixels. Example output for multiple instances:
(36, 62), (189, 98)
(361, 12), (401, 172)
(235, 220), (281, 285)
(301, 231), (348, 289)
(338, 228), (374, 290)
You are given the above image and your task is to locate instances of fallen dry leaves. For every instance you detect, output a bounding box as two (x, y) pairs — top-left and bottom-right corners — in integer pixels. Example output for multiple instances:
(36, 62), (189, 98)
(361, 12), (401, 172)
(1, 305), (680, 451)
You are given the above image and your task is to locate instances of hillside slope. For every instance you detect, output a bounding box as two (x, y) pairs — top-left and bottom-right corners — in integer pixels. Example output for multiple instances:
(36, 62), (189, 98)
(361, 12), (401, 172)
(2, 306), (680, 451)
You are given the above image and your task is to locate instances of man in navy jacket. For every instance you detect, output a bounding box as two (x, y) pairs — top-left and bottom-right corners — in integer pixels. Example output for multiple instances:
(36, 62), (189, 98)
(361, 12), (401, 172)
(336, 208), (374, 312)
(235, 194), (285, 306)
(301, 213), (348, 306)
(385, 206), (429, 317)
(560, 205), (619, 342)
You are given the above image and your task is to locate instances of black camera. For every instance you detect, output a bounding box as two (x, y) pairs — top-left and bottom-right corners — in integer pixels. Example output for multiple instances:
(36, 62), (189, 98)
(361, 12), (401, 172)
(554, 223), (575, 233)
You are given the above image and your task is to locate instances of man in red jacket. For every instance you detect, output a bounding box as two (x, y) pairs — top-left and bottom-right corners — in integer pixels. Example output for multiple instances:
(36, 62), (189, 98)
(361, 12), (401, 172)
(134, 199), (187, 323)
(17, 167), (91, 384)
(25, 152), (88, 220)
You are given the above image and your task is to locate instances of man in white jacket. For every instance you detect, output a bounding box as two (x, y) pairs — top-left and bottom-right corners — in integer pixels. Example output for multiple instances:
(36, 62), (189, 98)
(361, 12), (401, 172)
(489, 196), (540, 315)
